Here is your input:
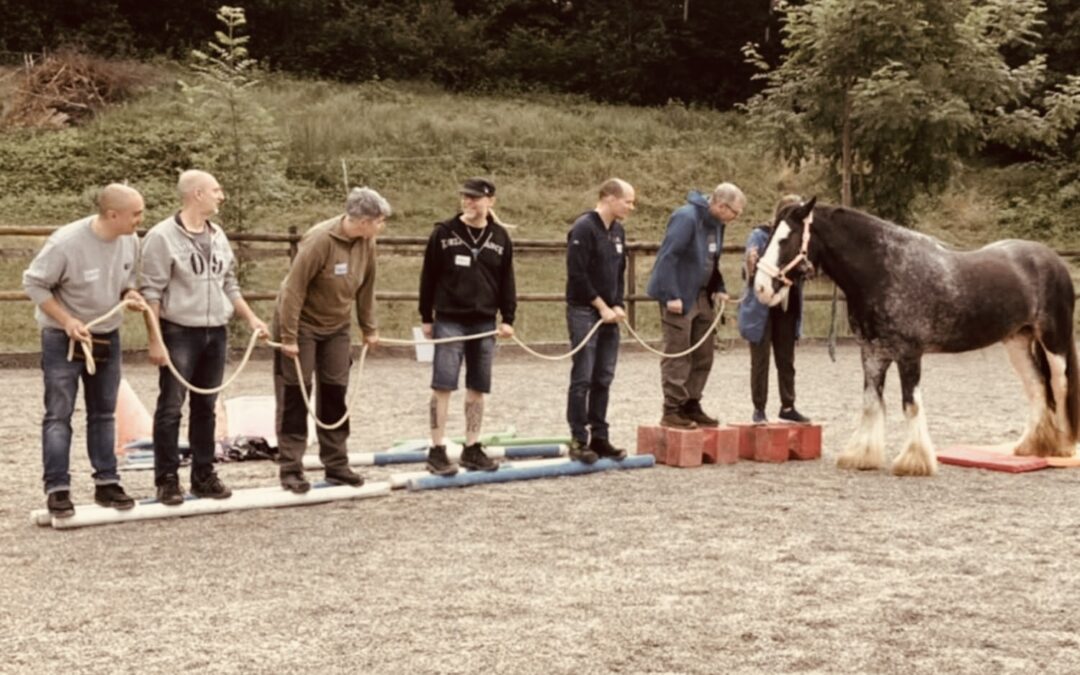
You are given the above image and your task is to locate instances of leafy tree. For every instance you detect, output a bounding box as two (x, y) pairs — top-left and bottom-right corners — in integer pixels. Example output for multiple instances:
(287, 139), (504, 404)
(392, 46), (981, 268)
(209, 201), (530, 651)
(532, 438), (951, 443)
(180, 5), (286, 236)
(742, 0), (1054, 222)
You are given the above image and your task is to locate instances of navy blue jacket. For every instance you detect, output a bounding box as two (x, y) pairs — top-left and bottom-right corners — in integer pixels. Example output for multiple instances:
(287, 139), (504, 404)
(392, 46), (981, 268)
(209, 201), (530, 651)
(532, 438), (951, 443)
(646, 191), (727, 314)
(565, 211), (626, 308)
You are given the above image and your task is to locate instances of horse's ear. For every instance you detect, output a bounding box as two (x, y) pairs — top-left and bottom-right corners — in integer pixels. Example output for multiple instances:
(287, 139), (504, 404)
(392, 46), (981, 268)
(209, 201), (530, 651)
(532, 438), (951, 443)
(790, 196), (816, 226)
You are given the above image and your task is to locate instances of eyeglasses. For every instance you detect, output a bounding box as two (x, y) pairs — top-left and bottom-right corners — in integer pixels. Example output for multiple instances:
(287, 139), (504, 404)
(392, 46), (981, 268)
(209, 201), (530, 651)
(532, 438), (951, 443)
(721, 203), (742, 219)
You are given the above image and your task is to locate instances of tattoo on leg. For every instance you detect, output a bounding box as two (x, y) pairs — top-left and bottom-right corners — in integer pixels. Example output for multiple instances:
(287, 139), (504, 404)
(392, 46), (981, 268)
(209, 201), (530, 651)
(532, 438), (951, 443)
(429, 395), (439, 431)
(465, 397), (484, 434)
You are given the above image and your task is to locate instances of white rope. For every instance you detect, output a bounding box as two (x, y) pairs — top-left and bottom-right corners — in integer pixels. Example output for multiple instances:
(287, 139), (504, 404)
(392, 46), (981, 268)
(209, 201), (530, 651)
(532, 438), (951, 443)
(620, 300), (726, 358)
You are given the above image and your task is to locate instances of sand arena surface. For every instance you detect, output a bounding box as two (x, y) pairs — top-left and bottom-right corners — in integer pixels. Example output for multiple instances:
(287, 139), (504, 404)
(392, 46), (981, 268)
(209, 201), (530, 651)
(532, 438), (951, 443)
(2, 343), (1079, 674)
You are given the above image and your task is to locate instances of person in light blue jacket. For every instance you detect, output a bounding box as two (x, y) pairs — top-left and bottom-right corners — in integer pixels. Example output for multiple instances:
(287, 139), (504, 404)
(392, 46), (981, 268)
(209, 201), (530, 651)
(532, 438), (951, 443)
(738, 194), (810, 424)
(646, 183), (745, 429)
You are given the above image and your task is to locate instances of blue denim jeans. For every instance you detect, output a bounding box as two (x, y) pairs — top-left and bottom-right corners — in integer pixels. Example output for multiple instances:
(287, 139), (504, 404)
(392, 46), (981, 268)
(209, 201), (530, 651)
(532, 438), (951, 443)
(566, 305), (620, 443)
(431, 318), (496, 393)
(40, 328), (122, 494)
(153, 320), (227, 484)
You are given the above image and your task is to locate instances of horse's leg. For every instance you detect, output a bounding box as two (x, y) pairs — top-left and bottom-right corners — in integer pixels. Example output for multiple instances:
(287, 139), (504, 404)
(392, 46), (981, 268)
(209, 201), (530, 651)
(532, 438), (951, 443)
(1003, 334), (1057, 456)
(892, 356), (937, 476)
(837, 349), (889, 471)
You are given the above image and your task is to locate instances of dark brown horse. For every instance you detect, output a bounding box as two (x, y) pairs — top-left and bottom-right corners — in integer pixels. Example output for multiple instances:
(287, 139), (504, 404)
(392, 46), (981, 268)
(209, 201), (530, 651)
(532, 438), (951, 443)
(753, 198), (1079, 476)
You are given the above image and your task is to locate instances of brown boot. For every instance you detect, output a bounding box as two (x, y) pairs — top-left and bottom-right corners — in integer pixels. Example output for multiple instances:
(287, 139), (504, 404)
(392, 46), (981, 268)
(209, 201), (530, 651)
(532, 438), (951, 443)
(682, 399), (719, 427)
(660, 411), (698, 429)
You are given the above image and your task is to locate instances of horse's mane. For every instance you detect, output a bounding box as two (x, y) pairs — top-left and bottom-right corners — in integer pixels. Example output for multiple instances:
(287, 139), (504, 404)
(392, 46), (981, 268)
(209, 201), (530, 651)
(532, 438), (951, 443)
(816, 204), (959, 252)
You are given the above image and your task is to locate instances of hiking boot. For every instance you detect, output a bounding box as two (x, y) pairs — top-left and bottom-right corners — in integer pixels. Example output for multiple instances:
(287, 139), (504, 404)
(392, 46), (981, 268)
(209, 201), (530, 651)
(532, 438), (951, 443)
(568, 438), (599, 465)
(589, 437), (626, 461)
(281, 472), (311, 494)
(191, 472), (232, 500)
(94, 484), (135, 510)
(426, 445), (459, 477)
(47, 490), (75, 519)
(156, 475), (185, 506)
(779, 407), (811, 424)
(325, 467), (365, 487)
(682, 399), (719, 427)
(460, 443), (499, 472)
(752, 409), (768, 424)
(660, 412), (698, 429)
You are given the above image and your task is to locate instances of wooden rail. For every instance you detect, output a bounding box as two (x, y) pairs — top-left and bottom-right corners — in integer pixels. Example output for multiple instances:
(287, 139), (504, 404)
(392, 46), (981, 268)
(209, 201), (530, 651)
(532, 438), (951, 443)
(4, 226), (1077, 326)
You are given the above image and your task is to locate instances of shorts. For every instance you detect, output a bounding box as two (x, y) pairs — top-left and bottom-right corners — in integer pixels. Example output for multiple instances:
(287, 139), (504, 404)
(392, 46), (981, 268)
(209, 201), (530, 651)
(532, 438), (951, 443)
(431, 318), (496, 393)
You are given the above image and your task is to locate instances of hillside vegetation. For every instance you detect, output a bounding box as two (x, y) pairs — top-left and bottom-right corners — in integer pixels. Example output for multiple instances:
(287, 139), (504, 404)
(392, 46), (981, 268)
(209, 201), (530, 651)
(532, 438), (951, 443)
(0, 68), (1076, 351)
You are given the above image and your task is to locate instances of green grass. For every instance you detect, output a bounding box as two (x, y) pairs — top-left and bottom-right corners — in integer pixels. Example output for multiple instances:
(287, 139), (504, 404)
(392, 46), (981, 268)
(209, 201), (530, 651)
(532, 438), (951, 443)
(0, 73), (1076, 351)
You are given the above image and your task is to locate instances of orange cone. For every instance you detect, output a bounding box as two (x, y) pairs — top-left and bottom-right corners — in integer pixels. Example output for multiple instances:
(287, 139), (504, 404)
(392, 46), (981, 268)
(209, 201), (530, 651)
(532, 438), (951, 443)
(114, 378), (153, 457)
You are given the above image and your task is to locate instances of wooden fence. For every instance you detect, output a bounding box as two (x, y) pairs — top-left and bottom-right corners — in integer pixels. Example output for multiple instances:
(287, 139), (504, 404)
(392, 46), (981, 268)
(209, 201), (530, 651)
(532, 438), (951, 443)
(2, 226), (1078, 330)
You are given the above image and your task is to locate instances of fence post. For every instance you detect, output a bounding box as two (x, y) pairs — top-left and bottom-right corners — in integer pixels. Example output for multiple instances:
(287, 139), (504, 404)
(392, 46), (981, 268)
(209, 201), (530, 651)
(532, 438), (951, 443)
(288, 226), (298, 262)
(626, 249), (637, 330)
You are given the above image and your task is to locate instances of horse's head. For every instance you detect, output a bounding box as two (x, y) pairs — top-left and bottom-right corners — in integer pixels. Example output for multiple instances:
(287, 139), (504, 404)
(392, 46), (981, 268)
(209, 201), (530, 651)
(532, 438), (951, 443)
(753, 196), (816, 307)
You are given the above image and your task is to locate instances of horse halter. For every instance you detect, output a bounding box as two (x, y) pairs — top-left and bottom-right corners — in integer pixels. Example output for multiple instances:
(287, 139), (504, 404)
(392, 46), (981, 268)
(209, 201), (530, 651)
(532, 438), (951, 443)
(756, 218), (812, 287)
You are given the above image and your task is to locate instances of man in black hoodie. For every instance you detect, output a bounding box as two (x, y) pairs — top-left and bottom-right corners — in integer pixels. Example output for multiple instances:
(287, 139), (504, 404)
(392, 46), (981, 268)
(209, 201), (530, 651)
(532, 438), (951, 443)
(419, 178), (517, 476)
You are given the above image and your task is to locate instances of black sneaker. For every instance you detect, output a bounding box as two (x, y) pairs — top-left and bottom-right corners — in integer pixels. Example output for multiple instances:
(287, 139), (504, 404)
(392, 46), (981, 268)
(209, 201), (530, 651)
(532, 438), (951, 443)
(779, 407), (811, 424)
(426, 445), (459, 477)
(47, 490), (75, 518)
(459, 443), (499, 472)
(281, 472), (311, 494)
(191, 472), (232, 499)
(589, 437), (626, 461)
(156, 475), (185, 506)
(325, 467), (365, 487)
(94, 484), (135, 510)
(568, 438), (599, 464)
(682, 399), (719, 427)
(660, 412), (698, 429)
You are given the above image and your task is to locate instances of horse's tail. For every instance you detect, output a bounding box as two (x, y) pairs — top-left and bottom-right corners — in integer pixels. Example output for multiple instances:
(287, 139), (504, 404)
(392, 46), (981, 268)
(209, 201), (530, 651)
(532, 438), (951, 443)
(1066, 336), (1080, 445)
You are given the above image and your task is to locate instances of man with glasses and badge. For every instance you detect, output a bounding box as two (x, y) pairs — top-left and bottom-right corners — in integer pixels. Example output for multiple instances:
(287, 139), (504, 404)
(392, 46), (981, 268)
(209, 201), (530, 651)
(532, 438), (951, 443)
(646, 182), (746, 429)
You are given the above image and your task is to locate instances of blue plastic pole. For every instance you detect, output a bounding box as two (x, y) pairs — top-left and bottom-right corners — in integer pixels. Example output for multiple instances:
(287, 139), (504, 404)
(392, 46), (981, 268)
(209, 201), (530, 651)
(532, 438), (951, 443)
(406, 454), (655, 491)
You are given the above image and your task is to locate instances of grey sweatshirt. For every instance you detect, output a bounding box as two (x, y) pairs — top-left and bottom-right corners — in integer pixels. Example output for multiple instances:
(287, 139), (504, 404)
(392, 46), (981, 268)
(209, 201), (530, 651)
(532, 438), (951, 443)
(140, 214), (242, 327)
(23, 216), (139, 332)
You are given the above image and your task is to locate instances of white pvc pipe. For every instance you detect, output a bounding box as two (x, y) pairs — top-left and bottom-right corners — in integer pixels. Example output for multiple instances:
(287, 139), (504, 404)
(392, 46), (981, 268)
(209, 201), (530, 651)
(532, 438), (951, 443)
(44, 481), (390, 530)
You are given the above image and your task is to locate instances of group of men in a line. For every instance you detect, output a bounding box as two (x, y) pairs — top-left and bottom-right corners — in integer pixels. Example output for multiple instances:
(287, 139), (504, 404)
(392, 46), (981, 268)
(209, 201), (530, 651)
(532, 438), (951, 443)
(24, 172), (809, 518)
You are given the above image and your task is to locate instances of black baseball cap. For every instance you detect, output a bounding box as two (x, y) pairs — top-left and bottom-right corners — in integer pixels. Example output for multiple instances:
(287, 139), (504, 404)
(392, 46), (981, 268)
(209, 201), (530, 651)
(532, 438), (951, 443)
(459, 178), (496, 198)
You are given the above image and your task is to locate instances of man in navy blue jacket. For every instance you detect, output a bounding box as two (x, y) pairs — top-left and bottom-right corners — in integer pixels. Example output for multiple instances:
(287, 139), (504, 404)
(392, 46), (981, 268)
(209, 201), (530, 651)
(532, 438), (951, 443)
(646, 183), (746, 428)
(564, 178), (636, 463)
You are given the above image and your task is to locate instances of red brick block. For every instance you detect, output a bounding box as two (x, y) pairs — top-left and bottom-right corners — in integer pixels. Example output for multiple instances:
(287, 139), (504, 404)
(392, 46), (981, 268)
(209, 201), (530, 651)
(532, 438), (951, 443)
(750, 424), (791, 463)
(728, 423), (759, 460)
(701, 426), (739, 464)
(664, 428), (704, 467)
(789, 425), (822, 460)
(636, 425), (667, 462)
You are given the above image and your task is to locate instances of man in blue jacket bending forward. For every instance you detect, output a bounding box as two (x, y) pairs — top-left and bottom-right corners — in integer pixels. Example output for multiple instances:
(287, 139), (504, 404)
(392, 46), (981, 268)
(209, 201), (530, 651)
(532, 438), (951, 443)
(646, 183), (746, 429)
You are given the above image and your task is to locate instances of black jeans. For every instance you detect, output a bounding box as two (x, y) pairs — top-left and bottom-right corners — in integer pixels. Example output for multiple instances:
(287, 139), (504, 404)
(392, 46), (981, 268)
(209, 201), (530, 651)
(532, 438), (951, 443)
(153, 320), (228, 484)
(566, 305), (620, 443)
(749, 306), (797, 412)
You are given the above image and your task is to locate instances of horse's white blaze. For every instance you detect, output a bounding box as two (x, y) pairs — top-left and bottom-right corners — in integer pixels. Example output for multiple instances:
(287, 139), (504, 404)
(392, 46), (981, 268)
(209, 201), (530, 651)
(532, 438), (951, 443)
(753, 221), (792, 307)
(837, 387), (886, 470)
(892, 388), (937, 476)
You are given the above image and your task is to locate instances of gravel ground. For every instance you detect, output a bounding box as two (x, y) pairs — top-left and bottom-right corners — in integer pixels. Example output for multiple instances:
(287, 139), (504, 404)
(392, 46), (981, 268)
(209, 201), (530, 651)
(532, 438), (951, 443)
(2, 342), (1079, 674)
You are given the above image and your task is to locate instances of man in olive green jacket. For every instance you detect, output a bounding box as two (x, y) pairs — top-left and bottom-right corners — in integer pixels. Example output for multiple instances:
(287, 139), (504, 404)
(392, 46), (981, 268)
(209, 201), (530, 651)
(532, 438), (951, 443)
(273, 187), (390, 493)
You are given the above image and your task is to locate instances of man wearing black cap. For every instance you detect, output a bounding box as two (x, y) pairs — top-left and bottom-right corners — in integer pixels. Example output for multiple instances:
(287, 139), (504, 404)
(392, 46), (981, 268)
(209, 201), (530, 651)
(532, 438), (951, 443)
(419, 178), (517, 476)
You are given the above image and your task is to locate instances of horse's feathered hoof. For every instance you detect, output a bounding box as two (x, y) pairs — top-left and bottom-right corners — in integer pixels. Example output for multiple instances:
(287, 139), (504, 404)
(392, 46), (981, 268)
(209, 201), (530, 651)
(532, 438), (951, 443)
(891, 451), (938, 477)
(836, 452), (883, 471)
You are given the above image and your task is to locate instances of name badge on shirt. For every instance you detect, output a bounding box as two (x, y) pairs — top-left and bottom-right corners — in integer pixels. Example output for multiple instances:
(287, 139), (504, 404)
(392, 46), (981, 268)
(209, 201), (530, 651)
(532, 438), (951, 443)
(615, 242), (624, 254)
(334, 262), (348, 276)
(708, 242), (717, 253)
(84, 268), (101, 282)
(454, 254), (472, 267)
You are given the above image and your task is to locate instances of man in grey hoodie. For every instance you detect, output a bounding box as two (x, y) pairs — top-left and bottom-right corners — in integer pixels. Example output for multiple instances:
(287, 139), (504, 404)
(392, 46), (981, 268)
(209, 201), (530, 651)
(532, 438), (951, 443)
(23, 184), (149, 518)
(140, 170), (268, 505)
